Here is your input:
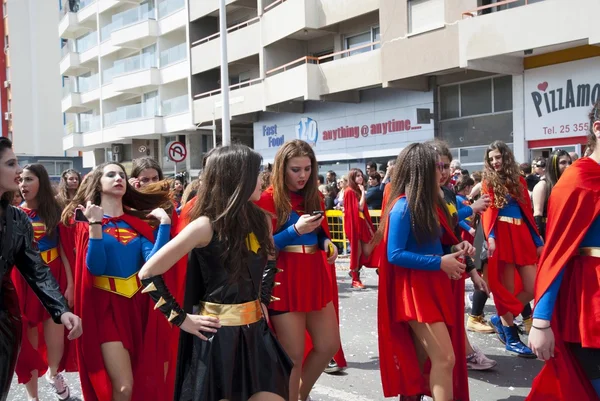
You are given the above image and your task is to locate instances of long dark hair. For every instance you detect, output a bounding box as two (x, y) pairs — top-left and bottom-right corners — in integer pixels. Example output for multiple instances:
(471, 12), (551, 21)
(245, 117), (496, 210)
(544, 149), (571, 204)
(56, 168), (82, 207)
(378, 143), (442, 243)
(271, 140), (321, 230)
(61, 162), (171, 226)
(130, 157), (164, 180)
(22, 164), (62, 236)
(347, 168), (365, 196)
(483, 140), (524, 209)
(455, 176), (475, 195)
(588, 101), (600, 152)
(188, 145), (274, 275)
(0, 137), (13, 205)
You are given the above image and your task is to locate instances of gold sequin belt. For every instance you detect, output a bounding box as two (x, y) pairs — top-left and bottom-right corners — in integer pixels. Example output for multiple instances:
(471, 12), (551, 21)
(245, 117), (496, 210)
(281, 244), (318, 254)
(497, 216), (522, 225)
(579, 247), (600, 258)
(199, 299), (262, 326)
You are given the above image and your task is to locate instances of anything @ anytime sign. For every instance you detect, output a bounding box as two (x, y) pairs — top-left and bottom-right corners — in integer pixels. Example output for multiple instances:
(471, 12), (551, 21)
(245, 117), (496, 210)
(322, 119), (421, 141)
(525, 57), (600, 141)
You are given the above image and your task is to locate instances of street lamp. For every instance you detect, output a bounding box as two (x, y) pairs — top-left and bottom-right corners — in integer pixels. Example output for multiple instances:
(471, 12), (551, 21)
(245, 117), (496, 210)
(219, 0), (231, 145)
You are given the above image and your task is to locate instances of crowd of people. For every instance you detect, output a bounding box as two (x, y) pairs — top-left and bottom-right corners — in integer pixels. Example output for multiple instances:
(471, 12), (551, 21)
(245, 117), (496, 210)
(0, 99), (598, 401)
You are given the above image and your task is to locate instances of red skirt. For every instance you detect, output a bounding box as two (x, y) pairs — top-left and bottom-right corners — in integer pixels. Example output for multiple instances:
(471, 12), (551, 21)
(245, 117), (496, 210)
(393, 268), (455, 326)
(560, 256), (600, 347)
(494, 220), (538, 266)
(358, 216), (374, 243)
(270, 248), (332, 312)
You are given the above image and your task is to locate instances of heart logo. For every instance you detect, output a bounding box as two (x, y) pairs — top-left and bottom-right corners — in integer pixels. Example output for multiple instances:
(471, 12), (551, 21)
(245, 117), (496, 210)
(537, 82), (548, 92)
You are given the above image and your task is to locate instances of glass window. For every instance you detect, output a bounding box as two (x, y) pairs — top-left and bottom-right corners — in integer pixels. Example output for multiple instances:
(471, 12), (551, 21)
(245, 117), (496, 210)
(440, 112), (513, 148)
(38, 161), (57, 176)
(440, 85), (459, 120)
(373, 27), (381, 49)
(345, 31), (371, 56)
(408, 0), (445, 34)
(459, 146), (487, 164)
(57, 161), (73, 175)
(461, 79), (492, 117)
(493, 75), (512, 112)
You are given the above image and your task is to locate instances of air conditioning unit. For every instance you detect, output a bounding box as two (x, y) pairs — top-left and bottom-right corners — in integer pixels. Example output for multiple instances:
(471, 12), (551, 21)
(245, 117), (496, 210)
(111, 143), (124, 162)
(4, 112), (11, 121)
(3, 80), (10, 88)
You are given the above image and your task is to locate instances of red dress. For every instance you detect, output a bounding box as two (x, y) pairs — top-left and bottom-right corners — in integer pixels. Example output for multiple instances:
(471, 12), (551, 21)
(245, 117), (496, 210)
(481, 177), (540, 317)
(527, 158), (600, 401)
(343, 188), (376, 270)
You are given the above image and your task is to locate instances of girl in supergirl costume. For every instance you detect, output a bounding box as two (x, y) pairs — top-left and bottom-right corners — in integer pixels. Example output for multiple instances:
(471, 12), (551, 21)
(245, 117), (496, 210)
(527, 103), (600, 401)
(139, 145), (292, 401)
(531, 149), (572, 239)
(455, 177), (476, 243)
(377, 143), (474, 401)
(482, 141), (543, 358)
(0, 137), (82, 401)
(61, 162), (173, 401)
(11, 165), (77, 401)
(344, 168), (376, 289)
(256, 140), (341, 401)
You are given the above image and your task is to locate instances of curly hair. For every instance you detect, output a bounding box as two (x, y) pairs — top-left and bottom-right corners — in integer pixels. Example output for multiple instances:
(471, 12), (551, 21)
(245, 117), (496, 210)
(588, 101), (600, 152)
(483, 141), (524, 209)
(56, 168), (81, 208)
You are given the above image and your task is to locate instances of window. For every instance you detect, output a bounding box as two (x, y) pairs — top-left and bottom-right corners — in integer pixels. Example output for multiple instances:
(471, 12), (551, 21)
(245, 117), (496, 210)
(493, 75), (512, 112)
(408, 0), (445, 35)
(38, 160), (74, 177)
(439, 76), (513, 120)
(344, 26), (380, 56)
(461, 79), (492, 116)
(440, 85), (459, 120)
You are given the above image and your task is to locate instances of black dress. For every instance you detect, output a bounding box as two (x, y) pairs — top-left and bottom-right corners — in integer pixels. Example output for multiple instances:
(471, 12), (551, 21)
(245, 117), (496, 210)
(0, 202), (70, 401)
(174, 237), (292, 401)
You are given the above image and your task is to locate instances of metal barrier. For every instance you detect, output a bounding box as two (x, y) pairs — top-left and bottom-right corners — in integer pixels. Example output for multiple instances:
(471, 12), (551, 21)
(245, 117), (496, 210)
(325, 209), (382, 255)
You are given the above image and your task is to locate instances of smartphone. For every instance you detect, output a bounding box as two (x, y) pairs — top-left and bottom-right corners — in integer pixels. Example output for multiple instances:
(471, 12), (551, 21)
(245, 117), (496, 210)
(74, 209), (89, 223)
(311, 211), (325, 216)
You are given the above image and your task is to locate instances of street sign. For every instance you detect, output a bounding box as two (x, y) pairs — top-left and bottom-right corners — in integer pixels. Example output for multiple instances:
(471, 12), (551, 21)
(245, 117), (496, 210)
(166, 141), (187, 163)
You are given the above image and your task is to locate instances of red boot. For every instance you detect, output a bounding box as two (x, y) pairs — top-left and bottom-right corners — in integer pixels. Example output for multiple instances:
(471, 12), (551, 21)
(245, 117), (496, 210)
(350, 269), (364, 289)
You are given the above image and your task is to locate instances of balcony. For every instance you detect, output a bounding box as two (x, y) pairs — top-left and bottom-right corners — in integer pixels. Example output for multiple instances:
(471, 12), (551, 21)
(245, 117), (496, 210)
(112, 52), (160, 93)
(110, 4), (158, 48)
(459, 0), (599, 69)
(318, 44), (381, 95)
(158, 0), (186, 34)
(61, 85), (84, 113)
(99, 0), (144, 14)
(160, 43), (188, 83)
(191, 17), (260, 75)
(60, 45), (88, 76)
(58, 0), (98, 39)
(105, 102), (162, 137)
(78, 74), (101, 104)
(163, 94), (191, 131)
(76, 31), (99, 64)
(190, 0), (238, 22)
(264, 57), (320, 106)
(193, 78), (264, 124)
(63, 133), (83, 150)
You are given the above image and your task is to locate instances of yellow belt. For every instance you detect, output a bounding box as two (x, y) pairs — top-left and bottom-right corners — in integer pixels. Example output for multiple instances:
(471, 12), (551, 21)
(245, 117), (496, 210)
(579, 247), (600, 258)
(359, 211), (365, 219)
(497, 216), (522, 225)
(199, 299), (262, 326)
(93, 272), (141, 298)
(40, 247), (59, 264)
(281, 244), (318, 254)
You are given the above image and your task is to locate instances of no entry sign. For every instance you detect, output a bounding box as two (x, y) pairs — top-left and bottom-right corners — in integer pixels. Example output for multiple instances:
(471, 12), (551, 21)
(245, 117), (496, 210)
(166, 141), (187, 163)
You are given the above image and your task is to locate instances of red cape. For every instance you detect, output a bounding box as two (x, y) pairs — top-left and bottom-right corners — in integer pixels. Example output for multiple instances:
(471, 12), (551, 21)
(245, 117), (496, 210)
(73, 214), (166, 401)
(527, 158), (600, 401)
(343, 188), (376, 269)
(256, 186), (347, 367)
(481, 176), (539, 317)
(377, 195), (468, 399)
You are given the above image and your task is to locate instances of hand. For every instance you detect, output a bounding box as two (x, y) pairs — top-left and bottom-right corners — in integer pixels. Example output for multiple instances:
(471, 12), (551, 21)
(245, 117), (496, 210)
(128, 177), (140, 189)
(528, 319), (555, 361)
(471, 194), (491, 214)
(487, 238), (496, 259)
(537, 245), (544, 258)
(294, 214), (324, 235)
(261, 303), (269, 324)
(180, 314), (222, 341)
(440, 250), (466, 280)
(454, 241), (475, 257)
(469, 228), (476, 237)
(358, 184), (365, 193)
(64, 285), (74, 309)
(60, 312), (83, 340)
(147, 208), (171, 225)
(324, 239), (338, 264)
(80, 201), (103, 222)
(469, 270), (490, 295)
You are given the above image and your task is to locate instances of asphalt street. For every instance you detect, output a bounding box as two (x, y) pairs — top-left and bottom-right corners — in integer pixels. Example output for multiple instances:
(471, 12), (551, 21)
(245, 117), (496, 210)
(7, 263), (542, 401)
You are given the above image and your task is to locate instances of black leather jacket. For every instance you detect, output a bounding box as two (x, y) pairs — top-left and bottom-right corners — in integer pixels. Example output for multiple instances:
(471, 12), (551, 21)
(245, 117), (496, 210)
(0, 202), (70, 323)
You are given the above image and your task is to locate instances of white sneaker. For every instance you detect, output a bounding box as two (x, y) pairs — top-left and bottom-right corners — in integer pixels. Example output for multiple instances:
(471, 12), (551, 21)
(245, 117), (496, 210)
(466, 346), (497, 371)
(45, 371), (71, 400)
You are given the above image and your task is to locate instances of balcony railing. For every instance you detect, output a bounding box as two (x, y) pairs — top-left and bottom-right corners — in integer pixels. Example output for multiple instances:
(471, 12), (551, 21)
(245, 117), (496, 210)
(162, 94), (189, 115)
(80, 114), (101, 132)
(102, 65), (115, 83)
(78, 74), (99, 93)
(158, 0), (185, 18)
(194, 77), (263, 100)
(104, 101), (158, 126)
(191, 16), (260, 47)
(160, 43), (186, 67)
(62, 82), (76, 98)
(111, 3), (156, 33)
(113, 52), (157, 76)
(462, 0), (543, 18)
(59, 0), (96, 17)
(75, 31), (98, 53)
(264, 0), (287, 12)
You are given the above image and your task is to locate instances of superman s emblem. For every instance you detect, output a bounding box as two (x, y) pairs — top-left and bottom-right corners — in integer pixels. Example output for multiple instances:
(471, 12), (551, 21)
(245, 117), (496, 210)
(104, 227), (139, 245)
(32, 222), (46, 242)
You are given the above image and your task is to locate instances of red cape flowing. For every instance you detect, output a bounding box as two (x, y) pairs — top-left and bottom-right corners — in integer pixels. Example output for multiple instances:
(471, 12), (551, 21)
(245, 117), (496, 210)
(73, 214), (166, 401)
(256, 186), (347, 368)
(527, 158), (600, 401)
(343, 188), (376, 269)
(377, 195), (468, 399)
(481, 176), (538, 317)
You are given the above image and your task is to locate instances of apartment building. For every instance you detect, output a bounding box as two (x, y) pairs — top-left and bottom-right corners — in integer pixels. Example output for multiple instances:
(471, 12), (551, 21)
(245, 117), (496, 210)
(190, 0), (600, 173)
(59, 0), (192, 172)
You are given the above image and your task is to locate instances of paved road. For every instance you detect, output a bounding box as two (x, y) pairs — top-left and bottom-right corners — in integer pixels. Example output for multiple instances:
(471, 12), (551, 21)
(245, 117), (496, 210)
(7, 265), (542, 401)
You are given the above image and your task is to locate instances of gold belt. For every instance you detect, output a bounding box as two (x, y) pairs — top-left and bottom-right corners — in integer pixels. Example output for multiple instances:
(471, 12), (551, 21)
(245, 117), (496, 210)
(199, 299), (262, 326)
(359, 211), (365, 219)
(497, 216), (522, 225)
(282, 244), (318, 254)
(40, 247), (59, 264)
(93, 272), (141, 298)
(579, 247), (600, 258)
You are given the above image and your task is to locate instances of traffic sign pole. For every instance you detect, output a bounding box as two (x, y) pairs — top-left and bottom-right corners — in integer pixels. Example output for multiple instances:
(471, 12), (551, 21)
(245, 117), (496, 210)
(219, 0), (231, 146)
